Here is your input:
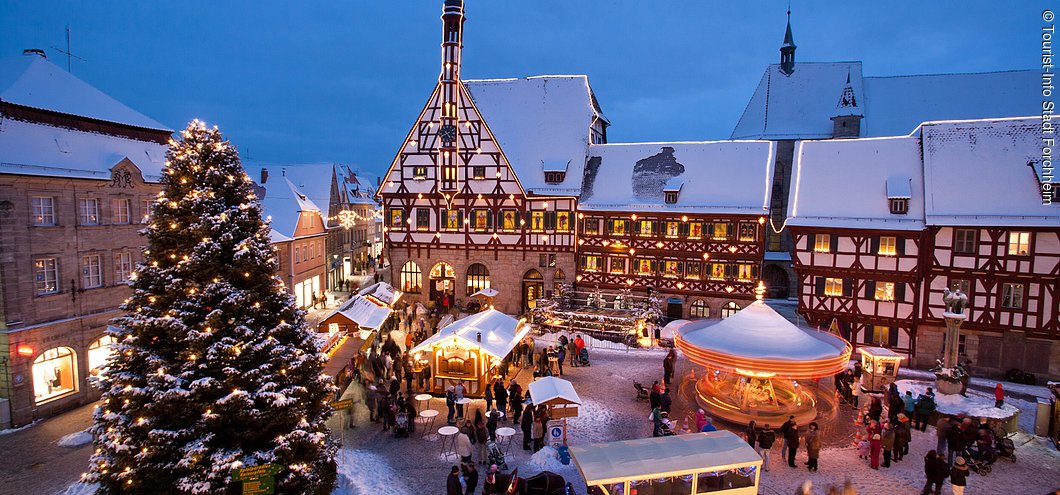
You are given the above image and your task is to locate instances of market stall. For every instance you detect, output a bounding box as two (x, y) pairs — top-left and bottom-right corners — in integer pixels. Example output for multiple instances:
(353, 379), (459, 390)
(857, 346), (904, 394)
(528, 376), (582, 446)
(570, 431), (762, 495)
(409, 309), (529, 396)
(675, 299), (851, 425)
(318, 282), (399, 380)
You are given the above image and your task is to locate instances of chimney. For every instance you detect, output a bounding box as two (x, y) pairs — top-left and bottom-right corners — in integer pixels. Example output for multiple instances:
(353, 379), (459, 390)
(22, 48), (46, 59)
(282, 167), (287, 177)
(260, 167), (269, 184)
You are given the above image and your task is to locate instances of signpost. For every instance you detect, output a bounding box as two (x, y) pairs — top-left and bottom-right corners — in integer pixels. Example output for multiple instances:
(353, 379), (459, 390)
(233, 464), (282, 495)
(331, 399), (353, 410)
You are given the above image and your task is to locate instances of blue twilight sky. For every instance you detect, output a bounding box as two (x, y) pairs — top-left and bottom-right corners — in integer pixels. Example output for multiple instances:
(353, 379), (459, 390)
(0, 1), (1047, 177)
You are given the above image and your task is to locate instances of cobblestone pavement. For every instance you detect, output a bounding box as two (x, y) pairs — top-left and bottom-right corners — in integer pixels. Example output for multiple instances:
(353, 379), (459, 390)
(0, 402), (94, 495)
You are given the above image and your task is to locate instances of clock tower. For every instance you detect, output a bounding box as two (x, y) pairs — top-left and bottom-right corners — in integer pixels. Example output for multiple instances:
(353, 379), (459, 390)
(438, 0), (464, 191)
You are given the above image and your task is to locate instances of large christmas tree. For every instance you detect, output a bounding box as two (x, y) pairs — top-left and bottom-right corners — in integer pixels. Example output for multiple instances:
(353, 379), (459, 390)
(88, 121), (337, 494)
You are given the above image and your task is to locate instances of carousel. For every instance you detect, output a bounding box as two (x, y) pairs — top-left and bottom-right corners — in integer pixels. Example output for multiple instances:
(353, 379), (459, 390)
(674, 287), (851, 425)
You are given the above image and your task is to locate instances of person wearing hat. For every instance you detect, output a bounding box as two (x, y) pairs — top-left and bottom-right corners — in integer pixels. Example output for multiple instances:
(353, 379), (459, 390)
(521, 398), (534, 450)
(920, 450), (948, 495)
(893, 415), (911, 462)
(950, 457), (969, 495)
(482, 464), (501, 495)
(869, 432), (882, 469)
(446, 385), (458, 424)
(447, 465), (465, 495)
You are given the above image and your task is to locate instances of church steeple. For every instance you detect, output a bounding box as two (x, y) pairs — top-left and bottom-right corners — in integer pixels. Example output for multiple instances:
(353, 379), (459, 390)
(831, 70), (863, 138)
(780, 8), (796, 76)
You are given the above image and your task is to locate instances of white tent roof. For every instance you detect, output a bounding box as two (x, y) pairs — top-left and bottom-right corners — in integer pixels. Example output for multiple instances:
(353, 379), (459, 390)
(331, 296), (392, 330)
(410, 309), (528, 359)
(470, 288), (499, 298)
(358, 281), (400, 306)
(859, 346), (903, 358)
(528, 376), (582, 406)
(571, 431), (761, 486)
(677, 301), (847, 362)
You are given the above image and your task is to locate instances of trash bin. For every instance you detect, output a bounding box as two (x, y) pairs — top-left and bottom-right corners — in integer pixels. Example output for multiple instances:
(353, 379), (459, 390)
(1035, 398), (1052, 437)
(558, 445), (571, 465)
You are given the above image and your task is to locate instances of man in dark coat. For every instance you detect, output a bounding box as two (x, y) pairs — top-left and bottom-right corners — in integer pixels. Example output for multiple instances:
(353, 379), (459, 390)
(508, 380), (523, 424)
(946, 418), (964, 465)
(521, 401), (534, 450)
(660, 388), (673, 414)
(757, 425), (776, 471)
(663, 349), (676, 385)
(784, 420), (800, 467)
(494, 380), (508, 416)
(649, 381), (661, 411)
(447, 466), (464, 495)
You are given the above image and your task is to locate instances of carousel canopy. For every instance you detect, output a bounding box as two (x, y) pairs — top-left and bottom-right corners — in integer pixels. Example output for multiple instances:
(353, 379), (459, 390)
(570, 431), (761, 486)
(528, 376), (582, 406)
(357, 281), (400, 306)
(332, 296), (392, 330)
(410, 309), (528, 359)
(675, 301), (850, 379)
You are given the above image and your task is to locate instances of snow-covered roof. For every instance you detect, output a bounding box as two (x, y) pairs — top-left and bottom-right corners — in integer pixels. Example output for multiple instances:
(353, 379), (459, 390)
(258, 176), (323, 240)
(335, 164), (379, 205)
(732, 63), (1038, 140)
(0, 55), (170, 131)
(357, 281), (399, 306)
(677, 300), (849, 362)
(249, 163), (335, 215)
(787, 135), (926, 230)
(464, 75), (605, 196)
(580, 141), (774, 215)
(410, 309), (529, 359)
(527, 376), (582, 407)
(0, 118), (167, 181)
(570, 431), (761, 486)
(469, 288), (499, 298)
(332, 296), (392, 330)
(886, 175), (912, 199)
(859, 346), (902, 358)
(920, 117), (1057, 226)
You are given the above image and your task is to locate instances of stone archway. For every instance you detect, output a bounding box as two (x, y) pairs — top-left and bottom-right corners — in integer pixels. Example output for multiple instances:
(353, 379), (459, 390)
(763, 263), (790, 299)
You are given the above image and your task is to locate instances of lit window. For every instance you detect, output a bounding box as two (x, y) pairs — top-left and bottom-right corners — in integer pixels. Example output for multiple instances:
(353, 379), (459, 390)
(636, 259), (653, 275)
(871, 326), (891, 346)
(88, 335), (118, 377)
(530, 211), (545, 231)
(874, 282), (895, 301)
(689, 222), (703, 239)
(1001, 283), (1023, 308)
(685, 261), (701, 279)
(583, 218), (601, 235)
(115, 252), (133, 283)
(609, 219), (627, 235)
(662, 260), (681, 278)
(580, 255), (601, 272)
(466, 263), (490, 295)
(473, 210), (491, 231)
(824, 278), (843, 296)
(444, 209), (461, 230)
(34, 258), (59, 295)
(637, 220), (654, 237)
(709, 263), (726, 281)
(690, 300), (709, 318)
(1007, 232), (1030, 255)
(665, 222), (679, 238)
(79, 198), (99, 225)
(738, 222), (757, 242)
(413, 166), (427, 179)
(721, 302), (740, 318)
(81, 255), (102, 288)
(112, 198), (131, 224)
(32, 347), (78, 404)
(556, 211), (571, 232)
(390, 209), (403, 228)
(141, 198), (152, 223)
(608, 257), (627, 274)
(878, 236), (896, 256)
(814, 234), (831, 253)
(501, 210), (517, 231)
(711, 223), (732, 240)
(737, 264), (754, 280)
(400, 261), (421, 293)
(32, 197), (55, 226)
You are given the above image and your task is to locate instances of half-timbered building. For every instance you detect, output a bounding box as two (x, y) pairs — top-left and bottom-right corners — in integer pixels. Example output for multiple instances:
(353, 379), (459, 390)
(788, 117), (1060, 379)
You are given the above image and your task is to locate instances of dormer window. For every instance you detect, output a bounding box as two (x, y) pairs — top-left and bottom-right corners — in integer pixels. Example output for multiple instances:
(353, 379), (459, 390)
(664, 191), (679, 204)
(663, 178), (683, 205)
(889, 198), (908, 215)
(544, 172), (565, 183)
(543, 159), (570, 184)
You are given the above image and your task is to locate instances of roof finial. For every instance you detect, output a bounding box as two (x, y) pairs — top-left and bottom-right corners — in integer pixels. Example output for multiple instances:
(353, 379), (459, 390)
(780, 3), (796, 75)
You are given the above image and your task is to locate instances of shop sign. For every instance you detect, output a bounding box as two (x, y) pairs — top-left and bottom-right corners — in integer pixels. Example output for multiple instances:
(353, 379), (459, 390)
(233, 464), (282, 495)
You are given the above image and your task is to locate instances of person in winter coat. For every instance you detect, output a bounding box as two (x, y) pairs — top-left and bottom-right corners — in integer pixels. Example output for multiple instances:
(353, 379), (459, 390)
(556, 346), (565, 376)
(574, 335), (585, 355)
(456, 429), (473, 463)
(660, 388), (673, 414)
(509, 382), (524, 425)
(903, 391), (917, 416)
(757, 424), (776, 471)
(521, 402), (534, 450)
(533, 408), (547, 451)
(893, 417), (911, 461)
(366, 385), (378, 422)
(474, 416), (489, 464)
(745, 420), (757, 447)
(462, 462), (479, 495)
(915, 388), (936, 431)
(805, 422), (821, 472)
(950, 457), (969, 495)
(446, 385), (458, 424)
(484, 382), (494, 412)
(946, 418), (964, 465)
(700, 416), (717, 433)
(695, 409), (708, 432)
(780, 416), (795, 454)
(784, 420), (800, 467)
(935, 416), (950, 457)
(994, 383), (1005, 408)
(922, 451), (948, 495)
(651, 405), (664, 437)
(455, 382), (467, 419)
(447, 466), (465, 495)
(482, 465), (500, 495)
(493, 381), (508, 417)
(486, 406), (501, 442)
(868, 398), (884, 424)
(869, 433), (882, 469)
(663, 349), (676, 385)
(881, 423), (896, 468)
(649, 382), (662, 411)
(379, 391), (393, 431)
(567, 339), (579, 367)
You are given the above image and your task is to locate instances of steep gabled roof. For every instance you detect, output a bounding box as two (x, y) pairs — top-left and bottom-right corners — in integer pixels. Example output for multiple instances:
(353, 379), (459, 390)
(0, 55), (170, 132)
(732, 62), (863, 140)
(258, 176), (323, 240)
(464, 75), (605, 196)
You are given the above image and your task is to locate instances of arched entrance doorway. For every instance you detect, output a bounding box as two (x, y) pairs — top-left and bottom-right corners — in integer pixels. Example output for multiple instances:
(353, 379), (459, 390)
(522, 269), (544, 313)
(429, 262), (456, 309)
(763, 263), (790, 299)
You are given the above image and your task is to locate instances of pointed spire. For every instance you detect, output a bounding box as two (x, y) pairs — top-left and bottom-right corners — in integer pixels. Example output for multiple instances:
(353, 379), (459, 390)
(782, 7), (795, 48)
(779, 6), (797, 75)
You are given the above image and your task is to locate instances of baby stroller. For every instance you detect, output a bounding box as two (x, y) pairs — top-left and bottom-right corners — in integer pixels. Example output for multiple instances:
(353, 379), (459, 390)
(995, 435), (1016, 462)
(961, 447), (992, 476)
(393, 411), (409, 438)
(634, 382), (649, 401)
(578, 347), (590, 367)
(487, 440), (508, 470)
(658, 418), (676, 437)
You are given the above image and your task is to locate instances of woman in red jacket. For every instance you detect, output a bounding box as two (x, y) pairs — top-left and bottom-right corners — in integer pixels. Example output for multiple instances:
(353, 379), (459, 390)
(994, 383), (1005, 408)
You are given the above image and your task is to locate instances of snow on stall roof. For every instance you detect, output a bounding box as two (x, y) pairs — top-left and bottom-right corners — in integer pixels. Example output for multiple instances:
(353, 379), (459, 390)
(258, 176), (322, 240)
(731, 63), (1038, 140)
(527, 376), (582, 406)
(920, 117), (1058, 226)
(678, 300), (848, 362)
(581, 141), (774, 214)
(787, 134), (925, 230)
(0, 55), (169, 131)
(357, 281), (399, 306)
(334, 296), (392, 330)
(570, 431), (760, 486)
(410, 309), (528, 359)
(464, 76), (603, 195)
(0, 118), (167, 181)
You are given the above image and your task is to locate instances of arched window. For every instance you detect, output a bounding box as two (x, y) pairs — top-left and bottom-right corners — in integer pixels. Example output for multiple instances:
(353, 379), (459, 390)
(466, 263), (490, 295)
(33, 346), (78, 404)
(553, 269), (566, 290)
(721, 301), (741, 319)
(429, 262), (455, 279)
(690, 300), (710, 319)
(88, 334), (118, 377)
(522, 269), (543, 280)
(400, 261), (422, 293)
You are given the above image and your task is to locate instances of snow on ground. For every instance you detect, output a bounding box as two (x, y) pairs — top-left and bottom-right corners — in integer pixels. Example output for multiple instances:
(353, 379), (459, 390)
(898, 367), (1052, 399)
(894, 379), (1034, 432)
(56, 429), (93, 448)
(0, 421), (37, 436)
(57, 482), (98, 495)
(332, 448), (412, 495)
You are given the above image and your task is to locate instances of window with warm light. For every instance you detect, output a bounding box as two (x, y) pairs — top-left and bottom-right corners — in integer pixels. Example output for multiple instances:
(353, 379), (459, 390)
(1001, 283), (1023, 308)
(690, 300), (709, 318)
(1007, 232), (1030, 255)
(141, 198), (152, 223)
(413, 166), (428, 179)
(400, 261), (422, 293)
(32, 196), (56, 226)
(871, 326), (891, 346)
(530, 211), (545, 231)
(608, 257), (627, 274)
(583, 218), (600, 235)
(711, 222), (732, 240)
(689, 222), (703, 239)
(390, 209), (403, 228)
(662, 260), (681, 278)
(580, 255), (601, 272)
(874, 281), (895, 301)
(878, 236), (896, 256)
(824, 277), (843, 296)
(738, 222), (756, 241)
(473, 210), (491, 231)
(635, 259), (653, 275)
(721, 302), (740, 319)
(685, 261), (701, 279)
(88, 335), (117, 377)
(443, 209), (462, 230)
(608, 218), (627, 235)
(81, 255), (102, 289)
(814, 234), (831, 253)
(501, 210), (517, 231)
(33, 346), (77, 404)
(709, 263), (726, 281)
(665, 221), (679, 238)
(637, 220), (655, 237)
(34, 258), (59, 295)
(737, 264), (754, 280)
(79, 198), (99, 225)
(556, 211), (571, 232)
(466, 263), (490, 295)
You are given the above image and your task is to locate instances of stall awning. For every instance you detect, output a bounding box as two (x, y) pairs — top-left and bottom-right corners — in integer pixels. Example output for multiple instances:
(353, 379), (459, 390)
(410, 309), (528, 359)
(528, 376), (582, 406)
(323, 335), (366, 377)
(570, 431), (762, 486)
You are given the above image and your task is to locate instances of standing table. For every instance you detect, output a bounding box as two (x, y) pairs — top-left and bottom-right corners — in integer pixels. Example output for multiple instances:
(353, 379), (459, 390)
(414, 393), (432, 411)
(419, 409), (439, 439)
(495, 426), (517, 459)
(438, 425), (459, 459)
